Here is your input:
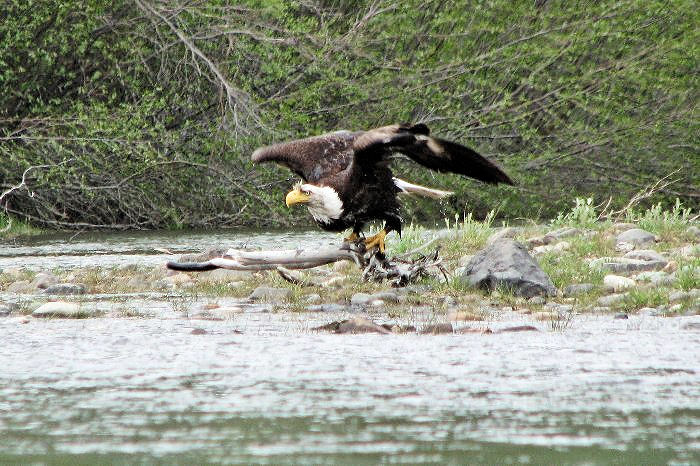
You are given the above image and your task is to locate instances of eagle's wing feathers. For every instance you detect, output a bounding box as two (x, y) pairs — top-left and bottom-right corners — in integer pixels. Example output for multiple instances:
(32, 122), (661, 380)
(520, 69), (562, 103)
(251, 132), (353, 182)
(354, 124), (514, 185)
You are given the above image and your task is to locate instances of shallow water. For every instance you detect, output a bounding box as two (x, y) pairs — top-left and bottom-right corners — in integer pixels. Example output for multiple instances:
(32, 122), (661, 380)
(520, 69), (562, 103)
(1, 230), (699, 463)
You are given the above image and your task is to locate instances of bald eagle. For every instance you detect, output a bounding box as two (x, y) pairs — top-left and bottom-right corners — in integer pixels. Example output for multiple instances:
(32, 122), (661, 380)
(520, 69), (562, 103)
(252, 123), (514, 253)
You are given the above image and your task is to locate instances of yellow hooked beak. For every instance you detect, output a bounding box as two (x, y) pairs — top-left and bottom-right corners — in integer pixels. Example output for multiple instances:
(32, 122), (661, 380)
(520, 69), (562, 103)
(285, 188), (311, 207)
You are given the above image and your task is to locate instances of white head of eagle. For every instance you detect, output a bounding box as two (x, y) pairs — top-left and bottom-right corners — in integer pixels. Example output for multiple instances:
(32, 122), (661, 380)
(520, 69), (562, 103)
(285, 183), (343, 224)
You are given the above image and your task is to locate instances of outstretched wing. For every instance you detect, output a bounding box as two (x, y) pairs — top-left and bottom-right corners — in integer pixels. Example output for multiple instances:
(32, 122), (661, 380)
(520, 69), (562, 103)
(353, 124), (514, 185)
(251, 132), (354, 182)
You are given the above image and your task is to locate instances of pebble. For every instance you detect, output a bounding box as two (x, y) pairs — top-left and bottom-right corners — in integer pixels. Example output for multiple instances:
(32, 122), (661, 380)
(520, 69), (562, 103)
(638, 307), (660, 317)
(32, 302), (98, 318)
(30, 272), (58, 290)
(590, 306), (611, 313)
(614, 313), (629, 319)
(337, 318), (391, 334)
(563, 283), (595, 297)
(533, 311), (557, 321)
(674, 244), (699, 258)
(597, 293), (630, 306)
(305, 294), (322, 304)
(533, 241), (570, 255)
(603, 275), (636, 292)
(635, 271), (675, 286)
(306, 303), (353, 313)
(0, 304), (11, 317)
(43, 283), (86, 295)
(544, 227), (581, 241)
(191, 328), (207, 335)
(248, 286), (292, 302)
(528, 296), (546, 305)
(443, 296), (458, 307)
(350, 293), (372, 306)
(687, 225), (700, 238)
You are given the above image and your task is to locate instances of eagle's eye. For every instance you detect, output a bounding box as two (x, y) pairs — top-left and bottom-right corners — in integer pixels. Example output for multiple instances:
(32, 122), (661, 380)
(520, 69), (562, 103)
(301, 189), (311, 196)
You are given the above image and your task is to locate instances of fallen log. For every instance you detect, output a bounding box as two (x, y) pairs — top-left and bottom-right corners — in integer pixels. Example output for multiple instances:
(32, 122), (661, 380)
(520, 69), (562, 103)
(167, 243), (365, 272)
(166, 241), (448, 287)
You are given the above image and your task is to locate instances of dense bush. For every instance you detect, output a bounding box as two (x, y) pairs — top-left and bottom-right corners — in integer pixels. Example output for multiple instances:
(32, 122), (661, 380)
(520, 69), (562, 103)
(1, 0), (697, 230)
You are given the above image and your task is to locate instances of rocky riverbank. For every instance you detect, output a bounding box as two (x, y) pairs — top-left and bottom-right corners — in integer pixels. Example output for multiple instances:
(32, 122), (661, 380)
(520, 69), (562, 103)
(1, 218), (698, 332)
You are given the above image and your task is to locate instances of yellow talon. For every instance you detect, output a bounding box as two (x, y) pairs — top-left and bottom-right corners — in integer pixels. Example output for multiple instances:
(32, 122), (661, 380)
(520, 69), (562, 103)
(363, 229), (387, 253)
(344, 232), (359, 242)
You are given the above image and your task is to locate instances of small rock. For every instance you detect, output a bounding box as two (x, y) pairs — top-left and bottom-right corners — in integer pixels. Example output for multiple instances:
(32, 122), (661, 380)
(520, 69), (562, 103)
(623, 249), (666, 262)
(563, 283), (595, 297)
(0, 304), (11, 317)
(528, 296), (546, 305)
(487, 227), (522, 245)
(305, 294), (322, 304)
(638, 307), (659, 317)
(43, 283), (86, 295)
(616, 228), (655, 247)
(458, 239), (557, 298)
(191, 328), (207, 335)
(590, 257), (667, 274)
(198, 268), (251, 283)
(6, 280), (31, 293)
(590, 306), (611, 313)
(30, 272), (58, 290)
(597, 293), (630, 306)
(350, 293), (372, 306)
(420, 323), (454, 334)
(614, 313), (628, 319)
(498, 325), (539, 332)
(635, 271), (675, 286)
(533, 311), (557, 321)
(306, 303), (353, 313)
(248, 286), (292, 302)
(533, 241), (571, 255)
(396, 285), (432, 295)
(669, 289), (700, 302)
(32, 302), (97, 318)
(337, 318), (392, 334)
(545, 227), (581, 241)
(662, 261), (678, 273)
(604, 275), (636, 292)
(687, 225), (700, 238)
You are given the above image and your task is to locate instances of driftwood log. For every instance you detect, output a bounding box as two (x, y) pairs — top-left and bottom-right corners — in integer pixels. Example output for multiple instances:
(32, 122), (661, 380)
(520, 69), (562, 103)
(166, 241), (447, 287)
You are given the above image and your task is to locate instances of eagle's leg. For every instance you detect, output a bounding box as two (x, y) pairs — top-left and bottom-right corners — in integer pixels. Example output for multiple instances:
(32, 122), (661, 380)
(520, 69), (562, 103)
(363, 229), (387, 254)
(344, 224), (364, 242)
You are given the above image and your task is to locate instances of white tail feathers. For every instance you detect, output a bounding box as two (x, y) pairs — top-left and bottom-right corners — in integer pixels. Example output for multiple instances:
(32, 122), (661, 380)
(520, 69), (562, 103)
(393, 177), (453, 199)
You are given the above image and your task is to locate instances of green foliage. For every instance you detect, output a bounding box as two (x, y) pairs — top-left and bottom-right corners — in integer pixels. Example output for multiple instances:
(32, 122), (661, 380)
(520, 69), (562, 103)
(618, 288), (669, 313)
(551, 198), (600, 229)
(1, 0), (697, 230)
(675, 261), (700, 292)
(625, 199), (697, 241)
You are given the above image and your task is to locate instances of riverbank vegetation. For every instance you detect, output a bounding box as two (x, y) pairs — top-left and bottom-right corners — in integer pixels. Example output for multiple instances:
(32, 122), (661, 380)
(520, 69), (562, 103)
(1, 0), (697, 231)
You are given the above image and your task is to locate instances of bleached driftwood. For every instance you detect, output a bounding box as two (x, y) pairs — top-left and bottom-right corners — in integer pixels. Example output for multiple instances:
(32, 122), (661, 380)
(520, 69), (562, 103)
(167, 243), (365, 272)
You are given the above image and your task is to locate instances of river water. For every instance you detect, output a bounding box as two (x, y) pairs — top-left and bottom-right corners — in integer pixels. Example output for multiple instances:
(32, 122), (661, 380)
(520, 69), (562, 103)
(1, 231), (699, 464)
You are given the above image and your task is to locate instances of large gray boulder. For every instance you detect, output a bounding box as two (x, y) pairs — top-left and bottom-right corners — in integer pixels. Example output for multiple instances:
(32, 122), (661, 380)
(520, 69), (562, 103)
(458, 239), (557, 298)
